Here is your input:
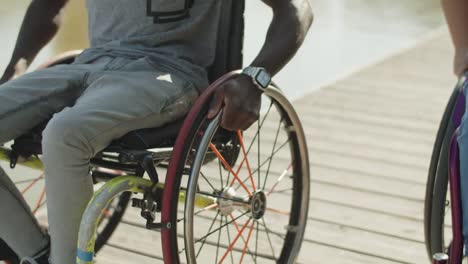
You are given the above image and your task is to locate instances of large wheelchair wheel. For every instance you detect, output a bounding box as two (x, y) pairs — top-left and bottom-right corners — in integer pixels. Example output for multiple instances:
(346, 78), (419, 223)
(162, 80), (310, 263)
(424, 87), (460, 260)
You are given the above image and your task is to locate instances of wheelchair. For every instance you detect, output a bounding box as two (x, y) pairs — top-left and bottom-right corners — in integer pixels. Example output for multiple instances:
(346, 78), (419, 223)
(424, 74), (468, 264)
(0, 1), (310, 263)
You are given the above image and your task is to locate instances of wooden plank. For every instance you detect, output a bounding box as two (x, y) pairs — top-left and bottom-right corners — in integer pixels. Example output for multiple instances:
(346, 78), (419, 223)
(244, 126), (430, 170)
(309, 180), (424, 220)
(264, 110), (436, 146)
(310, 165), (425, 201)
(309, 151), (427, 184)
(96, 245), (162, 264)
(298, 241), (402, 264)
(112, 211), (405, 264)
(299, 90), (447, 123)
(304, 220), (427, 263)
(301, 107), (437, 135)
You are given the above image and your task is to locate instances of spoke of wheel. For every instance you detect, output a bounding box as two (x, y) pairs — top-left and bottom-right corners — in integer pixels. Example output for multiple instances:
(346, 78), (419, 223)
(218, 218), (251, 264)
(32, 187), (46, 214)
(245, 101), (273, 158)
(266, 207), (290, 216)
(200, 171), (218, 193)
(269, 188), (293, 194)
(194, 204), (219, 216)
(267, 164), (292, 196)
(178, 203), (220, 223)
(261, 218), (276, 259)
(14, 177), (45, 185)
(193, 212), (249, 249)
(257, 113), (261, 191)
(235, 139), (290, 192)
(102, 209), (112, 218)
(252, 139), (290, 177)
(229, 156), (248, 188)
(215, 213), (223, 263)
(37, 200), (47, 210)
(237, 131), (255, 191)
(228, 148), (255, 190)
(255, 221), (259, 263)
(228, 101), (273, 189)
(225, 216), (235, 264)
(209, 143), (251, 196)
(231, 102), (274, 189)
(21, 173), (45, 194)
(263, 118), (283, 190)
(227, 214), (257, 262)
(260, 224), (287, 241)
(196, 211), (221, 258)
(228, 214), (250, 243)
(239, 221), (256, 263)
(218, 156), (224, 188)
(196, 190), (249, 205)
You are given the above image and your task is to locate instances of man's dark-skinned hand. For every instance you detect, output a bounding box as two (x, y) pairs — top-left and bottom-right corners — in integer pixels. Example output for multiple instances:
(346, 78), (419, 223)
(207, 75), (262, 131)
(207, 0), (313, 132)
(0, 0), (69, 86)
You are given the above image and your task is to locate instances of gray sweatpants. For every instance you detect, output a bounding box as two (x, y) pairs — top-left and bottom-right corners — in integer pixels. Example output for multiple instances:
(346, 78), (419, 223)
(0, 56), (201, 263)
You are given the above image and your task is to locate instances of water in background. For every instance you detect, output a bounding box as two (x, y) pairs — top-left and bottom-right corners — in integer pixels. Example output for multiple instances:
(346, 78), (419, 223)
(0, 0), (445, 99)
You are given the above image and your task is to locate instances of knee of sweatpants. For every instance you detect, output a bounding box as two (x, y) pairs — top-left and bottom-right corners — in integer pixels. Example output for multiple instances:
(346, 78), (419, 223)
(41, 113), (93, 168)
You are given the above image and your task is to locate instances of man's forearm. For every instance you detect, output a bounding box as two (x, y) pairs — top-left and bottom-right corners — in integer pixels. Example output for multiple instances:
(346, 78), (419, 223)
(441, 0), (468, 76)
(251, 0), (313, 76)
(1, 0), (68, 81)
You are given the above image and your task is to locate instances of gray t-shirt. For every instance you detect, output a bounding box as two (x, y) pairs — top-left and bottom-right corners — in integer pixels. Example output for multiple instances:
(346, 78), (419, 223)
(76, 0), (222, 88)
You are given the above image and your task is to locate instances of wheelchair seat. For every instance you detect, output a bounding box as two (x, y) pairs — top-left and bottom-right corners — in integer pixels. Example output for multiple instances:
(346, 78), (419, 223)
(11, 118), (184, 157)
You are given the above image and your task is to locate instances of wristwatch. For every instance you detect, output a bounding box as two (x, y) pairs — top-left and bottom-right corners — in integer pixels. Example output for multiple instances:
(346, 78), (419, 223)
(242, 66), (272, 91)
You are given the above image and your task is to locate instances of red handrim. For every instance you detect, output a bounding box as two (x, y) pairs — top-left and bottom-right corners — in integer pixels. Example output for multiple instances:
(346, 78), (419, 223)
(160, 71), (241, 264)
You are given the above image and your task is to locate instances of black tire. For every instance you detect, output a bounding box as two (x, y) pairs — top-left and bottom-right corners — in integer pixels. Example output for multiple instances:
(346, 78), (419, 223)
(424, 88), (459, 260)
(94, 191), (131, 252)
(166, 87), (310, 263)
(0, 239), (19, 263)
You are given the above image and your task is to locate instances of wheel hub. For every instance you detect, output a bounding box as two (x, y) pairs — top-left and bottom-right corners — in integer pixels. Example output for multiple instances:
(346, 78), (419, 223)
(217, 188), (268, 220)
(217, 187), (237, 216)
(250, 191), (267, 220)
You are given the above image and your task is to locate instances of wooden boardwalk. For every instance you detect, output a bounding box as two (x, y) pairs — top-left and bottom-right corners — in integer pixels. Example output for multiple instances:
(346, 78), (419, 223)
(0, 29), (456, 264)
(88, 29), (456, 264)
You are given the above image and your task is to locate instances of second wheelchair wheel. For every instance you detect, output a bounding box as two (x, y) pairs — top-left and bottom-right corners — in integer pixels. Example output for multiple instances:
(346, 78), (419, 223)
(12, 169), (131, 253)
(162, 84), (310, 264)
(424, 87), (460, 260)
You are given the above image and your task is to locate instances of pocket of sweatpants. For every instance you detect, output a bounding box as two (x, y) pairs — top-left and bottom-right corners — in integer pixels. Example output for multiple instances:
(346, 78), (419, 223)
(157, 74), (198, 112)
(145, 69), (198, 113)
(115, 57), (199, 113)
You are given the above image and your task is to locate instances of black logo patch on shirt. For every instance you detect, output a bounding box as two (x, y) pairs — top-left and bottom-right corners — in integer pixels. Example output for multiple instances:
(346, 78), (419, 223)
(146, 0), (194, 23)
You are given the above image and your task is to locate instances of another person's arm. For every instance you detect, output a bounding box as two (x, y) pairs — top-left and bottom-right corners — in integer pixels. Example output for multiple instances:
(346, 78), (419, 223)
(441, 0), (468, 76)
(0, 0), (69, 84)
(208, 0), (313, 131)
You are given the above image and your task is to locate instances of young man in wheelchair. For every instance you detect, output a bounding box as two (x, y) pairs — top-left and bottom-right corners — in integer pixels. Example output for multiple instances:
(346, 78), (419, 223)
(0, 0), (313, 263)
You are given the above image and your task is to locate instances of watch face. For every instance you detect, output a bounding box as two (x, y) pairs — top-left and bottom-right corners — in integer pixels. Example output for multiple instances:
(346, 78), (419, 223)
(256, 70), (271, 89)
